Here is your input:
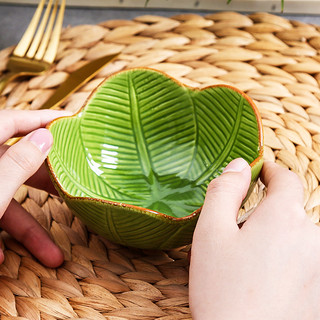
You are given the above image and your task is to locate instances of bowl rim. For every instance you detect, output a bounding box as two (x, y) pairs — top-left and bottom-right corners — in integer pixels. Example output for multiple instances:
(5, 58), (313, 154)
(46, 67), (264, 222)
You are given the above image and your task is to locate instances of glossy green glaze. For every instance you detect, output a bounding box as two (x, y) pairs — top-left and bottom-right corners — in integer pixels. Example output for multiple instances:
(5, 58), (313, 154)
(47, 68), (264, 249)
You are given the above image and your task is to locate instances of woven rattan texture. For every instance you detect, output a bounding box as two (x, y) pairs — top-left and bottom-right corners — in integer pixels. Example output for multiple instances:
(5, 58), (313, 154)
(1, 11), (320, 319)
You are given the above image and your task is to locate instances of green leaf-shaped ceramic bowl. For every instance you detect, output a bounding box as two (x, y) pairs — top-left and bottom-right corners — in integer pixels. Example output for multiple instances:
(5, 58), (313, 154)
(47, 68), (264, 250)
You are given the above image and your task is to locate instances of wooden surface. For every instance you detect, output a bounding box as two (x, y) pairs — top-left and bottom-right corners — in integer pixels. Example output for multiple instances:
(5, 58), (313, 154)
(1, 0), (320, 14)
(0, 11), (320, 319)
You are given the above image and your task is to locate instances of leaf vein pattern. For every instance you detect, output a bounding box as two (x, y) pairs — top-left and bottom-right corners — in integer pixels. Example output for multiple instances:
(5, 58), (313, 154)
(129, 73), (153, 178)
(75, 113), (144, 201)
(194, 94), (245, 185)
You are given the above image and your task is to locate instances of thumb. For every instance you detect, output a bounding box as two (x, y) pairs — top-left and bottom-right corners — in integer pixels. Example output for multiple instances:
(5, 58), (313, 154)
(194, 158), (251, 240)
(0, 128), (53, 216)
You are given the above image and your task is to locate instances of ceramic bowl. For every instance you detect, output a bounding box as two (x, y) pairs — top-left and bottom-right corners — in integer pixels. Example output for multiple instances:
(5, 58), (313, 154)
(47, 68), (264, 250)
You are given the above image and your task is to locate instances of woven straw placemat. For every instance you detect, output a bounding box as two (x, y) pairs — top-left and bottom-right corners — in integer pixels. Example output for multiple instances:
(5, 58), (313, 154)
(0, 11), (320, 319)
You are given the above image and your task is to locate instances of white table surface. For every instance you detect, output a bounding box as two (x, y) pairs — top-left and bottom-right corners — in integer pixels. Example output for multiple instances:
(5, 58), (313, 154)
(0, 3), (320, 51)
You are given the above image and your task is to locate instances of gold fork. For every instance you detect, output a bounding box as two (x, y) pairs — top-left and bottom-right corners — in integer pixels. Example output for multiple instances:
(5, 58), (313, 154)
(0, 0), (66, 95)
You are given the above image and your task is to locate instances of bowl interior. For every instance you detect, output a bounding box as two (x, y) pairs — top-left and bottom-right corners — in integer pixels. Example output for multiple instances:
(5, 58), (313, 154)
(48, 68), (262, 218)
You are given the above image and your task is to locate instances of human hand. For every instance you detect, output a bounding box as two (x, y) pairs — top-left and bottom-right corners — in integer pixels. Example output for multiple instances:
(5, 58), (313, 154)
(0, 109), (71, 268)
(189, 158), (320, 319)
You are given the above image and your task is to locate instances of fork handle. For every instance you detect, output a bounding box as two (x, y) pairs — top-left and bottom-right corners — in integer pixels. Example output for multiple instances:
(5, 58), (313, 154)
(0, 72), (19, 95)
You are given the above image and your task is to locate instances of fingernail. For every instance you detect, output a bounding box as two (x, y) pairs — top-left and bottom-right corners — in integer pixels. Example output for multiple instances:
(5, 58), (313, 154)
(28, 128), (53, 154)
(223, 158), (249, 173)
(57, 110), (73, 117)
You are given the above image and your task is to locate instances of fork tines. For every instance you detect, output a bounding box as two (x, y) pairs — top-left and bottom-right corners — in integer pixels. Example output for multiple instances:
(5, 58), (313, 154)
(13, 0), (66, 63)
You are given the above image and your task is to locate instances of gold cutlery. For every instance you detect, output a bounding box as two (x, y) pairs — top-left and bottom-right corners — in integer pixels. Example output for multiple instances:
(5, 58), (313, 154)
(39, 53), (119, 110)
(0, 0), (66, 94)
(5, 52), (119, 146)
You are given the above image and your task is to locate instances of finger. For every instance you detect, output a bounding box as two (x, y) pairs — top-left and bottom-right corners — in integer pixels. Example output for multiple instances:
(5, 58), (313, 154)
(261, 161), (304, 208)
(0, 144), (9, 157)
(194, 158), (252, 239)
(1, 145), (58, 195)
(25, 163), (59, 196)
(0, 199), (64, 268)
(0, 246), (4, 265)
(249, 161), (305, 222)
(0, 128), (53, 216)
(0, 109), (71, 144)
